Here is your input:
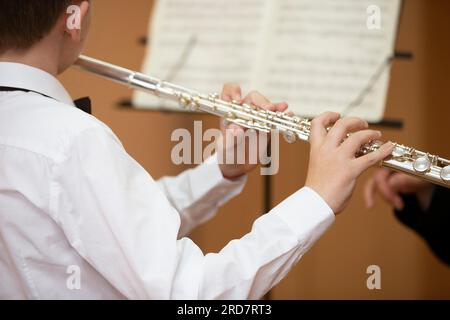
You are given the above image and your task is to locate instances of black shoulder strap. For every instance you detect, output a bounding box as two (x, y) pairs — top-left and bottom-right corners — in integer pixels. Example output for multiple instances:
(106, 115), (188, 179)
(0, 86), (53, 100)
(0, 86), (92, 114)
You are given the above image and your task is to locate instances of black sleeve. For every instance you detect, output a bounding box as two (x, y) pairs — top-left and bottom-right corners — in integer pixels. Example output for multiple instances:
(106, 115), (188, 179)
(395, 186), (450, 266)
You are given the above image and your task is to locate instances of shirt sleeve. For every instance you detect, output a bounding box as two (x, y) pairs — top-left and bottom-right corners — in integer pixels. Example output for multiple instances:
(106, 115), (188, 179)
(50, 126), (335, 299)
(157, 155), (246, 237)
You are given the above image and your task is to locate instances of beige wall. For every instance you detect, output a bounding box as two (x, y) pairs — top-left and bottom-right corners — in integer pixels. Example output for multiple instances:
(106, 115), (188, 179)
(60, 0), (450, 299)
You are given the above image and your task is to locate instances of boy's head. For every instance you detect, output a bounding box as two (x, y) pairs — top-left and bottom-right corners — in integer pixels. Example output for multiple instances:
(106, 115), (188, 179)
(0, 0), (91, 74)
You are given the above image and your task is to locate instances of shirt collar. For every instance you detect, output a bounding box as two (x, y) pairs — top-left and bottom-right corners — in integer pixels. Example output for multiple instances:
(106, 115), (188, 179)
(0, 62), (74, 106)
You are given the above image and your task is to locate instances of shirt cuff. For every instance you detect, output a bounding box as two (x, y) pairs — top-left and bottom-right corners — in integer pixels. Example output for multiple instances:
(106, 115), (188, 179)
(270, 187), (335, 249)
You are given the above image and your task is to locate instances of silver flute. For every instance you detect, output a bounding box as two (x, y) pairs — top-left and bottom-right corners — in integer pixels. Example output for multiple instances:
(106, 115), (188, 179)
(74, 55), (450, 188)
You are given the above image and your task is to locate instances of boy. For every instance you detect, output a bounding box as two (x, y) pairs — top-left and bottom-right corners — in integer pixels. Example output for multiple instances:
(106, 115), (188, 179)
(0, 0), (393, 299)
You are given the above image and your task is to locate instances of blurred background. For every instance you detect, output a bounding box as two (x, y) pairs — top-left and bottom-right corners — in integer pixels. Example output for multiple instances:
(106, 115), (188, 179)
(60, 0), (450, 299)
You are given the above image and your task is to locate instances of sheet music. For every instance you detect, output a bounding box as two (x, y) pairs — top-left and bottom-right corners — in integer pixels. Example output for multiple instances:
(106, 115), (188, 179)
(257, 0), (401, 121)
(134, 0), (401, 121)
(133, 0), (270, 111)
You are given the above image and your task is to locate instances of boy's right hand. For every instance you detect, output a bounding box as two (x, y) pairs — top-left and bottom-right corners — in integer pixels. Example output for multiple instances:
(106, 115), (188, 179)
(305, 112), (394, 214)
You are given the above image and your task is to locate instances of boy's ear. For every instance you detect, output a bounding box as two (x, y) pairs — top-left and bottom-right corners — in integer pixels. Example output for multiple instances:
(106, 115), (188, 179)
(65, 1), (90, 42)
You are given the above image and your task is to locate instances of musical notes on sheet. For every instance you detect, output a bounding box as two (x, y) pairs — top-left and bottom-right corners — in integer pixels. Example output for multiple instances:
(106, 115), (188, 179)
(133, 0), (401, 121)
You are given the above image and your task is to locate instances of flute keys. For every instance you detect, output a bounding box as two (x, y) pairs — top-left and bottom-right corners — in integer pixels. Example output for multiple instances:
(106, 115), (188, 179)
(226, 112), (236, 120)
(392, 145), (407, 158)
(367, 140), (383, 152)
(441, 166), (450, 182)
(179, 97), (188, 108)
(283, 131), (297, 144)
(209, 93), (219, 101)
(189, 102), (199, 111)
(413, 156), (432, 173)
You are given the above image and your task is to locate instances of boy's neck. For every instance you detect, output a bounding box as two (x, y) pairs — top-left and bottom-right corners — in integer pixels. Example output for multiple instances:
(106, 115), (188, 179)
(0, 41), (60, 77)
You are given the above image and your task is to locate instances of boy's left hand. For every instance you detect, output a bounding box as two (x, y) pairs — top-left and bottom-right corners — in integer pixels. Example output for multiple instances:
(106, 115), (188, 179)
(217, 83), (288, 180)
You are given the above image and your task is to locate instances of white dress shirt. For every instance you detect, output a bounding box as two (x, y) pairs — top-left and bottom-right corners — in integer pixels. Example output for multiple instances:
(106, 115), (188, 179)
(0, 62), (334, 300)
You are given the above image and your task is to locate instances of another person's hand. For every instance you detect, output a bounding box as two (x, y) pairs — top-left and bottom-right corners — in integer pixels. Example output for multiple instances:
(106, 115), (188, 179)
(218, 84), (288, 180)
(305, 113), (394, 214)
(364, 168), (434, 210)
